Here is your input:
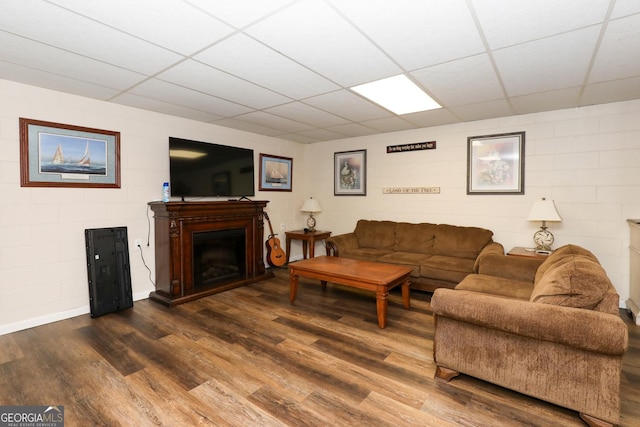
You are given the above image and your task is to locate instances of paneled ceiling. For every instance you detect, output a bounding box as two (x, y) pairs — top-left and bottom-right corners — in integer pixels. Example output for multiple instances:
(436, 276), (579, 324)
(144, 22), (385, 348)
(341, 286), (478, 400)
(2, 0), (639, 143)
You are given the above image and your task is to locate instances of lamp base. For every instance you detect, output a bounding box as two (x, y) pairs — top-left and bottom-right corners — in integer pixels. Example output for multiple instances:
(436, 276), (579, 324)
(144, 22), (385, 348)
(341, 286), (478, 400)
(306, 214), (316, 232)
(533, 227), (554, 252)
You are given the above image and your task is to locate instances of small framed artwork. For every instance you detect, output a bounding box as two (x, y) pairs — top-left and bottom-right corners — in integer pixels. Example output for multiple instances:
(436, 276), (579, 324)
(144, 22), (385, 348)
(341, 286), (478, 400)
(467, 132), (525, 195)
(19, 118), (121, 188)
(259, 153), (293, 191)
(334, 149), (367, 196)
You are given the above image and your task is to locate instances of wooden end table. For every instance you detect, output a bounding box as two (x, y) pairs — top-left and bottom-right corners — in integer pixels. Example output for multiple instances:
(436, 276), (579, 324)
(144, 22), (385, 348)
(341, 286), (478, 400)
(288, 256), (412, 328)
(285, 230), (331, 264)
(507, 246), (551, 260)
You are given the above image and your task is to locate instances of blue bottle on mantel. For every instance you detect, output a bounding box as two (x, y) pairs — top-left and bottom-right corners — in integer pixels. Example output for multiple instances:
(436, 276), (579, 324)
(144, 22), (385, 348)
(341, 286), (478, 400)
(162, 182), (170, 202)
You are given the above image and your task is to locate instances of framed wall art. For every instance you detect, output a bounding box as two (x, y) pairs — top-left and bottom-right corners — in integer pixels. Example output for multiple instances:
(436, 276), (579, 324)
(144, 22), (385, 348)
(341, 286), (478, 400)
(19, 118), (121, 188)
(467, 131), (525, 195)
(334, 149), (366, 196)
(259, 153), (292, 191)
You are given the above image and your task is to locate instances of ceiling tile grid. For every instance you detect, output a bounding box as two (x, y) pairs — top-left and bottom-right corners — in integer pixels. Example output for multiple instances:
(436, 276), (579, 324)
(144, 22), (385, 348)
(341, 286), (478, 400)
(0, 0), (638, 142)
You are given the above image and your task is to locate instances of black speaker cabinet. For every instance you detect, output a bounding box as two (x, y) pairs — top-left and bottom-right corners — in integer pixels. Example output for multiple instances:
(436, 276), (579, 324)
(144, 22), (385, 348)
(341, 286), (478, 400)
(85, 226), (133, 317)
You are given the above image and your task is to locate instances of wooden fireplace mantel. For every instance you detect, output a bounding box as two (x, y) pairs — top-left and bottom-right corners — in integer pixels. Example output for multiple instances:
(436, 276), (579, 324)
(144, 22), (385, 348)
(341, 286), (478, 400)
(148, 200), (273, 307)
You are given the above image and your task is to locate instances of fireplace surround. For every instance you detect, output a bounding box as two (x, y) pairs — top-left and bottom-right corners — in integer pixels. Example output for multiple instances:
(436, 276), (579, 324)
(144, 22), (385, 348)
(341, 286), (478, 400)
(148, 200), (272, 306)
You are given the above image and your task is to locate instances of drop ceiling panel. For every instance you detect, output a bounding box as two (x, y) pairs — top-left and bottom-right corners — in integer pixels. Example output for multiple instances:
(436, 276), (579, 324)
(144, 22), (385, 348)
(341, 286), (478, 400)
(195, 33), (340, 99)
(186, 0), (296, 28)
(582, 76), (640, 106)
(158, 60), (291, 109)
(471, 0), (610, 49)
(611, 0), (640, 19)
(294, 128), (351, 141)
(331, 0), (485, 71)
(589, 14), (640, 83)
(1, 2), (640, 143)
(212, 118), (287, 137)
(494, 27), (601, 97)
(412, 54), (504, 107)
(114, 93), (224, 123)
(47, 0), (235, 55)
(357, 116), (418, 133)
(232, 111), (315, 133)
(510, 88), (582, 115)
(0, 60), (121, 100)
(265, 102), (351, 128)
(448, 99), (513, 122)
(0, 32), (146, 91)
(0, 1), (182, 75)
(129, 79), (253, 117)
(245, 0), (401, 86)
(402, 109), (461, 128)
(304, 90), (394, 122)
(326, 122), (379, 137)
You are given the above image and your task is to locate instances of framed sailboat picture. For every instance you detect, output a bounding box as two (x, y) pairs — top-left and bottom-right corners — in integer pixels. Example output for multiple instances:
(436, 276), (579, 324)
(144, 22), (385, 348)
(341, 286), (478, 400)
(19, 118), (120, 188)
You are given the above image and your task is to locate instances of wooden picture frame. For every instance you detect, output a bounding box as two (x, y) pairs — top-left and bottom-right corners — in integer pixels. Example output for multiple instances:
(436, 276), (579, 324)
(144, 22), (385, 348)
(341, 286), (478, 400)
(259, 153), (292, 191)
(19, 118), (121, 188)
(467, 132), (525, 195)
(334, 149), (367, 196)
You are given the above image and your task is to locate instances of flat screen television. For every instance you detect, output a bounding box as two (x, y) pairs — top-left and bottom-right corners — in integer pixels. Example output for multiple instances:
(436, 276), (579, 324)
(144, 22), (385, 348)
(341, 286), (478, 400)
(169, 137), (255, 199)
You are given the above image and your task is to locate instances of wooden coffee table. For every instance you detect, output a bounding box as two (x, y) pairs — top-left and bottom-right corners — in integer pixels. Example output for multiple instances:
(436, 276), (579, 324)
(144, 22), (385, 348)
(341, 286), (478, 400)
(288, 256), (412, 328)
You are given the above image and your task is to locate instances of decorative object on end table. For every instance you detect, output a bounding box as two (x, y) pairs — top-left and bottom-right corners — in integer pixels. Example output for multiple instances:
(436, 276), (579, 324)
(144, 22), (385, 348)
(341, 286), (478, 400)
(19, 117), (120, 188)
(334, 149), (367, 196)
(300, 197), (322, 231)
(527, 197), (562, 252)
(467, 131), (525, 195)
(259, 153), (292, 191)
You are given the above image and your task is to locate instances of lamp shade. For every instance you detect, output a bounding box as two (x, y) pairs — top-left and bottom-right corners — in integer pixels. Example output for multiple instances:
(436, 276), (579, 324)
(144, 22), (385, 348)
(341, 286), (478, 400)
(527, 198), (562, 222)
(300, 197), (321, 213)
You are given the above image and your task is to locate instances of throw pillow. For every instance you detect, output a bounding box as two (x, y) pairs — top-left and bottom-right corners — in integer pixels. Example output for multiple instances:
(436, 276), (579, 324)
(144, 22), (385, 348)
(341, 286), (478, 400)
(530, 255), (610, 309)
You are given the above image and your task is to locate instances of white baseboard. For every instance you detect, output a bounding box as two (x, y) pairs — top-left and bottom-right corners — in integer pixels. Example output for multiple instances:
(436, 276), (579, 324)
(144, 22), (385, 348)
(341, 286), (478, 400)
(0, 290), (151, 336)
(626, 298), (640, 325)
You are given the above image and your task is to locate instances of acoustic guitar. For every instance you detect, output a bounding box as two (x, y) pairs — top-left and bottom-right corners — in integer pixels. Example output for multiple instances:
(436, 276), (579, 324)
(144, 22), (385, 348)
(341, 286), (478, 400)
(264, 212), (286, 267)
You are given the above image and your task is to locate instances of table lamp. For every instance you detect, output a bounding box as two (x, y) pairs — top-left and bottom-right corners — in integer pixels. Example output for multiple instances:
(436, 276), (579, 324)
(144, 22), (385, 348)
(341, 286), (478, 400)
(527, 197), (562, 252)
(300, 197), (321, 231)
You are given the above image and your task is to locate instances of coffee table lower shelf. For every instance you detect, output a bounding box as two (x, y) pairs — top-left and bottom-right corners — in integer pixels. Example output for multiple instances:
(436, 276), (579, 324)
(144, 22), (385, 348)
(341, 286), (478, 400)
(288, 256), (412, 328)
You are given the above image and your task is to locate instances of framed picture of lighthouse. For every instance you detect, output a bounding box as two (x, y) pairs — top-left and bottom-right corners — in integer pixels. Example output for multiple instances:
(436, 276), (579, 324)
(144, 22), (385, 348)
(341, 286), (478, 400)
(19, 118), (121, 188)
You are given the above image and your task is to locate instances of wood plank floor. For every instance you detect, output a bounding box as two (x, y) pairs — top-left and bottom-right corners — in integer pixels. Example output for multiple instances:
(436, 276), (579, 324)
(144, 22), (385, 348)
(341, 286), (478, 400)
(1, 268), (638, 426)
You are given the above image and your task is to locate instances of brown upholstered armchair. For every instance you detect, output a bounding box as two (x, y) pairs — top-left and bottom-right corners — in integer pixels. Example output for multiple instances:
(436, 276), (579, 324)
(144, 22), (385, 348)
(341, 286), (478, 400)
(431, 245), (629, 427)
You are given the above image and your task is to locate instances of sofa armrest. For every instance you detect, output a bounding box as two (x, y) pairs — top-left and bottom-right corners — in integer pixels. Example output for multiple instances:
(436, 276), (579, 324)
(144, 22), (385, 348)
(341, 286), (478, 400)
(326, 233), (359, 257)
(473, 242), (504, 272)
(432, 289), (628, 355)
(477, 253), (543, 282)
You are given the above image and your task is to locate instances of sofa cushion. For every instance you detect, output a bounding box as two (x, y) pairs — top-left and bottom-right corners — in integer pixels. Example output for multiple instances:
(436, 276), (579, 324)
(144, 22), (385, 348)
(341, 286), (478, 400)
(394, 222), (437, 254)
(535, 244), (598, 284)
(340, 247), (393, 261)
(456, 274), (534, 300)
(378, 252), (432, 277)
(530, 255), (611, 309)
(421, 255), (476, 283)
(354, 220), (396, 249)
(434, 224), (493, 259)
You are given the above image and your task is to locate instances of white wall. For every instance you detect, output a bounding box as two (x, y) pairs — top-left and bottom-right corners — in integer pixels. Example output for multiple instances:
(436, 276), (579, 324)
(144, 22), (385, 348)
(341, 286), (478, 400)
(0, 79), (306, 335)
(2, 78), (639, 335)
(306, 100), (640, 306)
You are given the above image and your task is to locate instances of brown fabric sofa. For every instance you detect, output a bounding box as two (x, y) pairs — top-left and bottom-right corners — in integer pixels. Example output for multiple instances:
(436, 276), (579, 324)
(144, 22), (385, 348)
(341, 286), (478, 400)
(431, 244), (629, 427)
(326, 219), (503, 292)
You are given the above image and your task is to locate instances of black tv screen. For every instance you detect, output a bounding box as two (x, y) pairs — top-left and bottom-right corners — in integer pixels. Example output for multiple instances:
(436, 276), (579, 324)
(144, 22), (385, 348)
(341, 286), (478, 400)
(169, 137), (255, 198)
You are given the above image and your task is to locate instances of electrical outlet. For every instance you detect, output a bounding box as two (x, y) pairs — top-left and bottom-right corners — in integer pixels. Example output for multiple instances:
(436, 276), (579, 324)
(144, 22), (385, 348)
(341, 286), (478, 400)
(135, 239), (142, 247)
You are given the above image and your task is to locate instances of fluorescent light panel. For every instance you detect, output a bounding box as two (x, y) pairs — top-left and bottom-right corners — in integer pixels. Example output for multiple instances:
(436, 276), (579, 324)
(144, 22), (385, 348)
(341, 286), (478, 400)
(351, 74), (441, 115)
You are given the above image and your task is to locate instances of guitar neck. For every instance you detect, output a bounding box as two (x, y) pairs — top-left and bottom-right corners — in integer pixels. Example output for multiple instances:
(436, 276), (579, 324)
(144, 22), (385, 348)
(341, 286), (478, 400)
(264, 212), (276, 237)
